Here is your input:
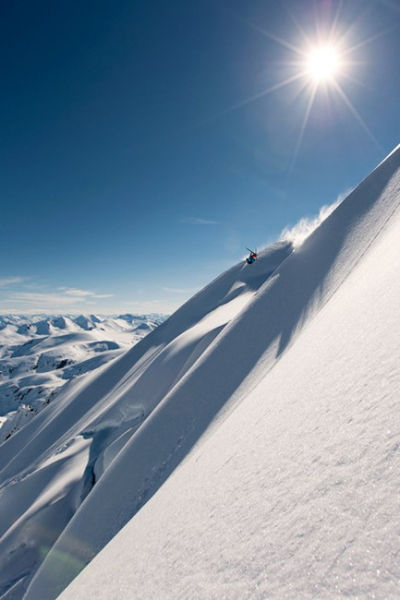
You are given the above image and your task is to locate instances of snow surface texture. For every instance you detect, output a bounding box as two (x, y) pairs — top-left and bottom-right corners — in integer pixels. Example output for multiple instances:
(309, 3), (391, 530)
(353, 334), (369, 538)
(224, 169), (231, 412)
(1, 144), (400, 599)
(0, 314), (164, 443)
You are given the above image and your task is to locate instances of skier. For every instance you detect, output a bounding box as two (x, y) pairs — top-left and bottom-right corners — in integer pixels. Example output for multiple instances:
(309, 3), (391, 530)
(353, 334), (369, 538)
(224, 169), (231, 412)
(246, 248), (257, 264)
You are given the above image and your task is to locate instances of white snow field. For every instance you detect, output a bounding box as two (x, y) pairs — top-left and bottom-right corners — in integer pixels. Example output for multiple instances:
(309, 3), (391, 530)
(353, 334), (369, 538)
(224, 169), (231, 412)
(1, 145), (400, 600)
(0, 314), (164, 443)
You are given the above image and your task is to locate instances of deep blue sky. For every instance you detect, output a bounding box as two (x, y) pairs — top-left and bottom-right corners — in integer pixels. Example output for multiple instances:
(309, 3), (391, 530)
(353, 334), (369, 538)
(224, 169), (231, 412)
(1, 0), (399, 314)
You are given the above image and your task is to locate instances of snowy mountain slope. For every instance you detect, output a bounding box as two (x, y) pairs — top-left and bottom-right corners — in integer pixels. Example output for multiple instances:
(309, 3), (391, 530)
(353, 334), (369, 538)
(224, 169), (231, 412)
(27, 144), (400, 600)
(0, 245), (292, 600)
(0, 314), (164, 442)
(59, 173), (400, 600)
(1, 144), (400, 600)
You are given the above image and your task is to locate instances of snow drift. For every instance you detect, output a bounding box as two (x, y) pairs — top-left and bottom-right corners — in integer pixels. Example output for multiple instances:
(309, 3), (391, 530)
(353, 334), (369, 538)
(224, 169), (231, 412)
(1, 144), (400, 600)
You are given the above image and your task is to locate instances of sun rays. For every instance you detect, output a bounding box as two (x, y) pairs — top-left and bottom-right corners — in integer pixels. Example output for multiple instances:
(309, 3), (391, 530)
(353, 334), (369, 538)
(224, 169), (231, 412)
(214, 6), (386, 168)
(261, 15), (385, 162)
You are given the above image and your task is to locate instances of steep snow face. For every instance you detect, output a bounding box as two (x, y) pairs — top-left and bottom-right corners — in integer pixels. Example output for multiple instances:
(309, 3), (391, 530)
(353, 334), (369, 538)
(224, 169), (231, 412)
(3, 145), (400, 600)
(53, 144), (400, 600)
(60, 182), (400, 600)
(0, 245), (291, 600)
(0, 314), (165, 443)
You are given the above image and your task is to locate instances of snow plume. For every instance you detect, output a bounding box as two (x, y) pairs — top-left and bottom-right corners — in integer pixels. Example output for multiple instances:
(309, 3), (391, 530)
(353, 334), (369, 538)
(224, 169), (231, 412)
(280, 189), (352, 249)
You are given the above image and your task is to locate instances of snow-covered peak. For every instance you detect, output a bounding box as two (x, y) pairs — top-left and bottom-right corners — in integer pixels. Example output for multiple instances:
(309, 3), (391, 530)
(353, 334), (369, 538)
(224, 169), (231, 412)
(0, 313), (166, 444)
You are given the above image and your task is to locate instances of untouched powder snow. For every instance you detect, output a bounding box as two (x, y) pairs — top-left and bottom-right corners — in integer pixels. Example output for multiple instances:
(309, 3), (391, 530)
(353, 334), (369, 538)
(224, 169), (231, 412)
(0, 243), (291, 600)
(61, 194), (400, 599)
(1, 144), (400, 600)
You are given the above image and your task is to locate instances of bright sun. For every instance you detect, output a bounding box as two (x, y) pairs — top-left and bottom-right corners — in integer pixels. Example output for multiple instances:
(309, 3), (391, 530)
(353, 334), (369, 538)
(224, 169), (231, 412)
(305, 45), (341, 82)
(219, 15), (380, 165)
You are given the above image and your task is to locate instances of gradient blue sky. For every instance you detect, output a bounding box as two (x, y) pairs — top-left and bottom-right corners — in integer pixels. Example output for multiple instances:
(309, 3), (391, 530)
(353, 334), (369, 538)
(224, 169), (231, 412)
(1, 0), (399, 314)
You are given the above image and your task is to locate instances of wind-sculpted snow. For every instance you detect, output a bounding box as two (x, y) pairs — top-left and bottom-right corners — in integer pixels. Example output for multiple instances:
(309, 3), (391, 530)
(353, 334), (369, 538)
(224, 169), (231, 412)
(2, 145), (400, 600)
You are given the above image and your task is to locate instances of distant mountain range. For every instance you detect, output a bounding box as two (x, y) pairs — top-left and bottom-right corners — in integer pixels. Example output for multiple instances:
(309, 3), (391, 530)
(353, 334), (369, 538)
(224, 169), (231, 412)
(0, 313), (166, 442)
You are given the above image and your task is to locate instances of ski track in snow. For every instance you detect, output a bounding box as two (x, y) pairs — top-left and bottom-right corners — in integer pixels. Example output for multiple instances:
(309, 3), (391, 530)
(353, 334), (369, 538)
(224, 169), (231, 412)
(1, 144), (400, 600)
